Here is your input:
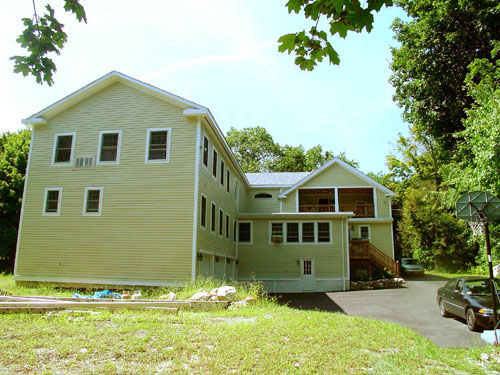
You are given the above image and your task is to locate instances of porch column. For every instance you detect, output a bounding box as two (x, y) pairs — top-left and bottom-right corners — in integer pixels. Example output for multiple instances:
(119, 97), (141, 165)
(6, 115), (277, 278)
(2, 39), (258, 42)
(334, 187), (339, 212)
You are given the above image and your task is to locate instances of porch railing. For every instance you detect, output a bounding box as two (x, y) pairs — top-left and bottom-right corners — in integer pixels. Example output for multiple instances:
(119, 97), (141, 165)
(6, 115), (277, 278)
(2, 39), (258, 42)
(298, 203), (375, 217)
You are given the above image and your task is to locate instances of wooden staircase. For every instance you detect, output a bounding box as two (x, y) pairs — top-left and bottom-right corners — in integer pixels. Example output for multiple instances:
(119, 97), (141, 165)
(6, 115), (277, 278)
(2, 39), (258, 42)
(349, 240), (400, 277)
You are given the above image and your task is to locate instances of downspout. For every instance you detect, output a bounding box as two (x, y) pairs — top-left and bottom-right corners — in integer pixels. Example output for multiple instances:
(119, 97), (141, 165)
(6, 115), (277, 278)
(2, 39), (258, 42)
(191, 117), (202, 281)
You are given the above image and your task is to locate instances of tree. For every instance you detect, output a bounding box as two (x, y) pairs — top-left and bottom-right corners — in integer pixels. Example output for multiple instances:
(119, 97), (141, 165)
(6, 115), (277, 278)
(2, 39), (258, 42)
(390, 0), (500, 149)
(0, 130), (31, 272)
(11, 0), (86, 86)
(278, 0), (393, 70)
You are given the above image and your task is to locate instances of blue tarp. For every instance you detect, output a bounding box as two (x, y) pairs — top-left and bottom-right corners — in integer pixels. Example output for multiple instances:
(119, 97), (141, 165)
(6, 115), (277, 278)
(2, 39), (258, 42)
(73, 289), (122, 299)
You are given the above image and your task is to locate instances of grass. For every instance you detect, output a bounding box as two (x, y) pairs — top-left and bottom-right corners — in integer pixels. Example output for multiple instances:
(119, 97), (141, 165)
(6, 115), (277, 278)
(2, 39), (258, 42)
(425, 269), (487, 279)
(0, 275), (499, 374)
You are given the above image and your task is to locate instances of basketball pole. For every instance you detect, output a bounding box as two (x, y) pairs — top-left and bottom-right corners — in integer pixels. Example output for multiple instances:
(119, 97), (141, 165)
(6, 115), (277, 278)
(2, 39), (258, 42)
(484, 222), (498, 327)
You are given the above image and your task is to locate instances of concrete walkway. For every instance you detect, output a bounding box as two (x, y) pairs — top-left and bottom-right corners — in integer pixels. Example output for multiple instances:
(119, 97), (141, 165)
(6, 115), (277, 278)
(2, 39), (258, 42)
(275, 275), (487, 348)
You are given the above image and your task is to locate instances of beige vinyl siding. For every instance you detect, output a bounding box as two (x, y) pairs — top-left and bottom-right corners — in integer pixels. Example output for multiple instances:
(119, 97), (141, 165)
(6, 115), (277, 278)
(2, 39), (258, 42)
(376, 190), (391, 218)
(16, 82), (197, 284)
(196, 121), (240, 273)
(245, 189), (281, 213)
(238, 219), (347, 279)
(349, 222), (393, 258)
(302, 164), (367, 187)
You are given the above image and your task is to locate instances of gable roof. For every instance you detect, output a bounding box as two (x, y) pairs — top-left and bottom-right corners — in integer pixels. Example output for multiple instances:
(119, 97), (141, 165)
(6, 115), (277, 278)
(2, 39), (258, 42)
(22, 71), (205, 124)
(246, 172), (310, 187)
(277, 158), (395, 198)
(22, 71), (250, 187)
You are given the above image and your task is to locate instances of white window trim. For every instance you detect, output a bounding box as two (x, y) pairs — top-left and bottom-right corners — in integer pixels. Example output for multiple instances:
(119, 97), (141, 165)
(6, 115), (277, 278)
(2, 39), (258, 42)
(145, 127), (172, 164)
(219, 208), (224, 237)
(237, 221), (253, 245)
(97, 130), (122, 165)
(225, 213), (230, 240)
(226, 169), (230, 194)
(210, 201), (216, 233)
(254, 193), (274, 199)
(220, 159), (225, 186)
(51, 132), (76, 167)
(200, 193), (207, 229)
(202, 134), (209, 170)
(42, 187), (63, 216)
(83, 187), (104, 216)
(268, 221), (333, 245)
(233, 220), (237, 243)
(359, 225), (371, 240)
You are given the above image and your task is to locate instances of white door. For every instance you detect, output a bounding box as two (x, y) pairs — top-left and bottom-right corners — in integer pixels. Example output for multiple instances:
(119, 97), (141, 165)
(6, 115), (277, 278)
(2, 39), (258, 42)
(301, 258), (315, 291)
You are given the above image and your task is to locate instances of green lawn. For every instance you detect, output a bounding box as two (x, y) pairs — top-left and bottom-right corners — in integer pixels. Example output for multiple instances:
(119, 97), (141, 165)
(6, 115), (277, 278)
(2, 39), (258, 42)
(425, 269), (487, 279)
(0, 275), (499, 374)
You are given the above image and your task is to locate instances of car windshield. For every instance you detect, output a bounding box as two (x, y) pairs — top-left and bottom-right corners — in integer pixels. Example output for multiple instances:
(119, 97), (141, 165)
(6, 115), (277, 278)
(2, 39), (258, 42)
(403, 259), (418, 265)
(465, 280), (500, 295)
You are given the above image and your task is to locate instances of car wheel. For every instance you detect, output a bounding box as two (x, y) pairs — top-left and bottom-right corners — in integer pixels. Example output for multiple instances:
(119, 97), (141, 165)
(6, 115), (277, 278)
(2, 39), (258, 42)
(466, 308), (479, 331)
(439, 299), (450, 317)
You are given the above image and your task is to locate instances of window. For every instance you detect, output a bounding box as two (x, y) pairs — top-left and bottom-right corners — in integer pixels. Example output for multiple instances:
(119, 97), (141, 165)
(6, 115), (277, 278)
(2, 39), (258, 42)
(219, 209), (223, 236)
(83, 187), (103, 216)
(43, 188), (62, 216)
(146, 128), (171, 163)
(97, 130), (122, 164)
(318, 222), (331, 242)
(254, 193), (273, 199)
(211, 203), (216, 232)
(234, 180), (238, 201)
(226, 170), (230, 193)
(202, 136), (209, 167)
(212, 149), (218, 177)
(360, 225), (370, 240)
(220, 160), (225, 185)
(238, 222), (252, 243)
(271, 223), (284, 243)
(287, 223), (299, 243)
(52, 132), (75, 166)
(233, 221), (237, 242)
(302, 223), (315, 242)
(225, 214), (229, 239)
(200, 195), (207, 228)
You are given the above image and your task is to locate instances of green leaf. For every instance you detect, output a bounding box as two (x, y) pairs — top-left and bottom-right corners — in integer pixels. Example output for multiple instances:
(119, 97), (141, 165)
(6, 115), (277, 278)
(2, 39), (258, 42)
(277, 33), (297, 54)
(326, 42), (340, 65)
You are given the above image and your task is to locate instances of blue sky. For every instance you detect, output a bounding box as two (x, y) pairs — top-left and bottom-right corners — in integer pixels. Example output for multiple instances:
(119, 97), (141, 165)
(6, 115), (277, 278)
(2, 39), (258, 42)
(0, 1), (409, 174)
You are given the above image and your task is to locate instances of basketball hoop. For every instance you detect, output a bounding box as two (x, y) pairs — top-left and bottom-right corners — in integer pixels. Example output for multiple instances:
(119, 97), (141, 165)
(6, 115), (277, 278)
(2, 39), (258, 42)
(468, 219), (484, 236)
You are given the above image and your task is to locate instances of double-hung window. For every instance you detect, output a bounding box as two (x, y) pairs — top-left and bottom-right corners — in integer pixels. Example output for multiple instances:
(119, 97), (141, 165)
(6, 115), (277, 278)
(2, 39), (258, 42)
(212, 149), (218, 178)
(226, 171), (230, 193)
(219, 209), (224, 236)
(220, 161), (225, 186)
(83, 187), (104, 216)
(302, 223), (315, 242)
(360, 225), (370, 240)
(43, 188), (62, 216)
(286, 223), (299, 243)
(238, 222), (252, 243)
(200, 195), (207, 228)
(318, 222), (331, 242)
(146, 128), (171, 163)
(202, 136), (209, 167)
(225, 214), (230, 239)
(97, 130), (122, 165)
(211, 203), (216, 232)
(52, 132), (76, 166)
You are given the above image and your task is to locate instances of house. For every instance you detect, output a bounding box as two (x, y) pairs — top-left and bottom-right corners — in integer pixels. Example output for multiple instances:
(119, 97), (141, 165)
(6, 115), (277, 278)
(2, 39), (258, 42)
(15, 71), (396, 293)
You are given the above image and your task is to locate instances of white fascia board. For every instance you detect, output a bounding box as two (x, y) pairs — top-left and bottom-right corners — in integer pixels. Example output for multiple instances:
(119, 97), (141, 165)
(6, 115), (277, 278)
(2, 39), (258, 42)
(278, 158), (396, 198)
(249, 185), (292, 189)
(348, 217), (394, 223)
(21, 118), (46, 125)
(236, 212), (355, 220)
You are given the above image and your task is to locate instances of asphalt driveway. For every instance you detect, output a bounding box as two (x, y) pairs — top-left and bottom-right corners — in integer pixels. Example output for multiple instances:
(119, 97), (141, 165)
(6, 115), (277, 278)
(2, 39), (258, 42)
(275, 274), (487, 348)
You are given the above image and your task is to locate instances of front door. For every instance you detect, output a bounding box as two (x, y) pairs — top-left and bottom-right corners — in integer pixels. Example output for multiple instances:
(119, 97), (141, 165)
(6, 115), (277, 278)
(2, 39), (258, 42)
(301, 258), (315, 291)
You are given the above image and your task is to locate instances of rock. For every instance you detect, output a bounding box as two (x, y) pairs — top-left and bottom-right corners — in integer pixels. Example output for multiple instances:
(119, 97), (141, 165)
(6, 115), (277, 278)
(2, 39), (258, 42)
(481, 353), (489, 361)
(190, 291), (210, 301)
(132, 291), (142, 300)
(494, 265), (500, 278)
(245, 296), (257, 305)
(121, 292), (131, 299)
(209, 288), (218, 297)
(209, 296), (218, 301)
(159, 292), (177, 301)
(229, 300), (248, 310)
(216, 286), (237, 301)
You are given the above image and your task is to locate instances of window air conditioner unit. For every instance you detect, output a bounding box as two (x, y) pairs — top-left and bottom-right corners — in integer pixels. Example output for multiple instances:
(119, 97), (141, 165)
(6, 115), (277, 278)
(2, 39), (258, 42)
(271, 236), (283, 243)
(74, 156), (95, 169)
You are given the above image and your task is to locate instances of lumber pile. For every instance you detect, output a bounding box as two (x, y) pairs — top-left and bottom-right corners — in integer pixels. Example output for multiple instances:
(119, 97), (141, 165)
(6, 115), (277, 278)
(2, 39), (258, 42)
(0, 295), (229, 314)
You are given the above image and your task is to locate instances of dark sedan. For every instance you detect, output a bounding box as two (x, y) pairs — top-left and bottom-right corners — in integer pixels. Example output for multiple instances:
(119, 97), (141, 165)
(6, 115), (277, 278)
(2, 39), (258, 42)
(437, 277), (500, 331)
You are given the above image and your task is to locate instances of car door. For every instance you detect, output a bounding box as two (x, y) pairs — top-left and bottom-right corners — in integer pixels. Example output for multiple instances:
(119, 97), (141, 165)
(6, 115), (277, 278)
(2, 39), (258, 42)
(449, 279), (467, 317)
